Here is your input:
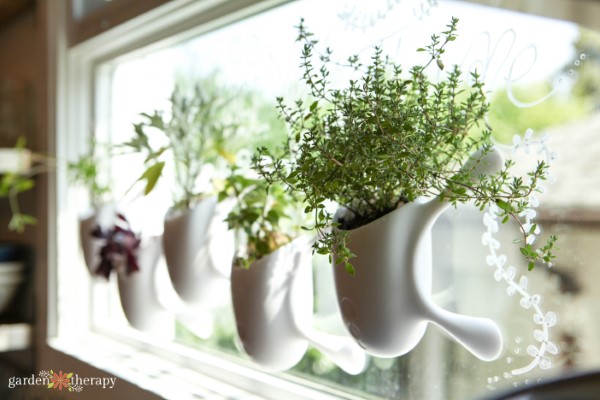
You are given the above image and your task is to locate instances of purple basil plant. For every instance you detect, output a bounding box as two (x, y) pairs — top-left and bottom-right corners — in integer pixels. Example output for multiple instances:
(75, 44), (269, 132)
(91, 213), (141, 279)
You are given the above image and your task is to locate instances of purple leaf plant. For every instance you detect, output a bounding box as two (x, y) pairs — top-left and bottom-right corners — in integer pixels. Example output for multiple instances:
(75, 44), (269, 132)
(91, 213), (141, 279)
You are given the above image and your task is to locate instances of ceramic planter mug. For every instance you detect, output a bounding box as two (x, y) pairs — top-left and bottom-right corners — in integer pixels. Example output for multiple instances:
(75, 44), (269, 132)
(117, 236), (174, 338)
(162, 196), (233, 338)
(334, 148), (505, 361)
(0, 148), (31, 173)
(231, 237), (366, 374)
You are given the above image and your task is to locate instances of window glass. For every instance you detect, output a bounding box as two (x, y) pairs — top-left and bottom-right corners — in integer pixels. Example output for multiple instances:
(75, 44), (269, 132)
(87, 1), (600, 399)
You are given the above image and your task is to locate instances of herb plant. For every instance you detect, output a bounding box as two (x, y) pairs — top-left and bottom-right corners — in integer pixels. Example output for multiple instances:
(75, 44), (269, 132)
(0, 172), (36, 232)
(68, 138), (111, 207)
(121, 80), (239, 211)
(91, 212), (141, 279)
(219, 165), (302, 269)
(254, 18), (557, 274)
(0, 137), (52, 232)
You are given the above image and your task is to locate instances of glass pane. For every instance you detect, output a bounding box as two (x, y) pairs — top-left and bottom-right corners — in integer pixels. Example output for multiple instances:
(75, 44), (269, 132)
(88, 0), (600, 399)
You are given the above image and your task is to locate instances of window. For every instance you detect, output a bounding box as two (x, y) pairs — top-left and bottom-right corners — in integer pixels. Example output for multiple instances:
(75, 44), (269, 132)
(53, 0), (600, 399)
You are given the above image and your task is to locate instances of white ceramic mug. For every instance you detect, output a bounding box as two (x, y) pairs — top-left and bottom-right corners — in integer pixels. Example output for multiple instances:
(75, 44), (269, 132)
(231, 237), (366, 374)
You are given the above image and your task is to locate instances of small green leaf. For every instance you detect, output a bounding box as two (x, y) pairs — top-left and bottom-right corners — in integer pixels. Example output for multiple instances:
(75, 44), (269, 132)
(528, 224), (537, 235)
(266, 209), (280, 224)
(15, 179), (34, 192)
(344, 262), (355, 276)
(137, 161), (165, 195)
(8, 214), (37, 232)
(436, 58), (445, 70)
(495, 200), (513, 213)
(453, 187), (467, 196)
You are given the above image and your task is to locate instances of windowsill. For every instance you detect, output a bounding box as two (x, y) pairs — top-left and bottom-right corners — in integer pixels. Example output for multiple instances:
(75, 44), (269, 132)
(50, 333), (261, 399)
(47, 329), (364, 400)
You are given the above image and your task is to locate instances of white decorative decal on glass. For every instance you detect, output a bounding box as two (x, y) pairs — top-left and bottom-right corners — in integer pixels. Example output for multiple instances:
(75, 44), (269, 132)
(483, 131), (559, 385)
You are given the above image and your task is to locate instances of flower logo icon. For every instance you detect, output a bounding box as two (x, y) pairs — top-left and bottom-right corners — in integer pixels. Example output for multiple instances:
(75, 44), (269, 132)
(48, 370), (72, 391)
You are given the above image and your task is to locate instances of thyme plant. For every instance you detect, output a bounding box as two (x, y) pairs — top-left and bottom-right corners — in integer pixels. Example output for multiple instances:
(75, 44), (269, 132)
(254, 18), (557, 274)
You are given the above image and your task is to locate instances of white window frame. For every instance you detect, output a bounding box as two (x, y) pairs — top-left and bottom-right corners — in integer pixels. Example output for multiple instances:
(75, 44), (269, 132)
(46, 1), (366, 399)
